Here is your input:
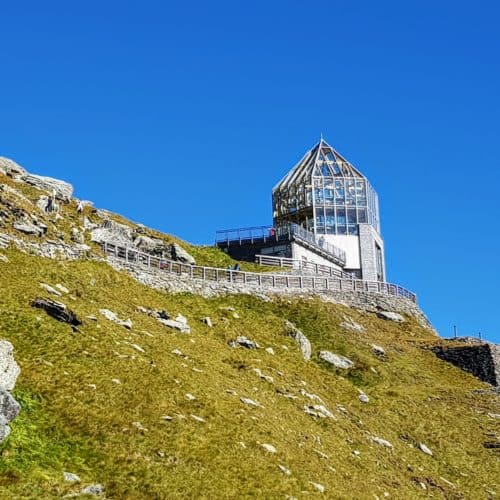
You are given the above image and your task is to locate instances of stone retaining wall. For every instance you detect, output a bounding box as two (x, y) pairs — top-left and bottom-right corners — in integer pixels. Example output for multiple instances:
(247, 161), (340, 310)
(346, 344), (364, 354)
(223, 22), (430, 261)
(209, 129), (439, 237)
(108, 258), (435, 330)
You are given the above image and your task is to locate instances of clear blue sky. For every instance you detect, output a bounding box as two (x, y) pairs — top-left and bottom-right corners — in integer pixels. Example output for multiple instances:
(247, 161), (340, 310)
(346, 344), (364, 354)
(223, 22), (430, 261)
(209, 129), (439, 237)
(1, 1), (499, 342)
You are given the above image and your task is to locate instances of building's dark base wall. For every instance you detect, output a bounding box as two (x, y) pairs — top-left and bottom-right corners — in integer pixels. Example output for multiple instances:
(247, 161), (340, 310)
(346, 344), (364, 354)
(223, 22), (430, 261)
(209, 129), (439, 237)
(217, 242), (292, 263)
(433, 343), (500, 386)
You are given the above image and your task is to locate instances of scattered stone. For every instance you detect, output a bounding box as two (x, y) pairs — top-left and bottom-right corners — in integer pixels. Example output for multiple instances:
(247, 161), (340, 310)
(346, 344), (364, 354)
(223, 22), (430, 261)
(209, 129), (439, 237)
(80, 484), (104, 496)
(377, 311), (405, 322)
(0, 254), (8, 263)
(86, 315), (98, 321)
(0, 340), (21, 391)
(303, 405), (335, 419)
(278, 464), (291, 476)
(23, 173), (73, 201)
(63, 472), (81, 483)
(353, 450), (361, 456)
(99, 309), (132, 329)
(358, 393), (370, 404)
(419, 443), (433, 456)
(13, 221), (44, 236)
(228, 336), (260, 349)
(313, 449), (329, 459)
(252, 368), (273, 383)
(31, 298), (81, 327)
(158, 316), (191, 333)
(87, 384), (97, 390)
(310, 482), (325, 493)
(190, 414), (206, 423)
(219, 306), (235, 312)
(40, 282), (62, 296)
(161, 415), (173, 421)
(171, 348), (185, 357)
(111, 379), (121, 384)
(261, 443), (277, 453)
(129, 343), (145, 353)
(371, 344), (386, 357)
(300, 389), (324, 404)
(185, 393), (196, 401)
(488, 413), (500, 419)
(340, 315), (365, 333)
(55, 284), (69, 294)
(232, 312), (240, 319)
(265, 347), (275, 355)
(318, 351), (354, 369)
(240, 397), (263, 408)
(200, 316), (213, 327)
(371, 436), (393, 448)
(132, 421), (148, 432)
(284, 320), (311, 361)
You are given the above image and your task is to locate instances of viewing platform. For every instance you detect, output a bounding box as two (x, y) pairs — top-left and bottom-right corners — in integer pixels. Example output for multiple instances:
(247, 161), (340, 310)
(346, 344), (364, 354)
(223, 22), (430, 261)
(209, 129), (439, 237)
(215, 223), (347, 268)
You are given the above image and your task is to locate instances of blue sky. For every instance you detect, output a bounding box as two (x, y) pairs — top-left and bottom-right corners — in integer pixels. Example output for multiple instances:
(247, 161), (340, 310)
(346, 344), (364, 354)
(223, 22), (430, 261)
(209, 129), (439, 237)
(1, 1), (499, 342)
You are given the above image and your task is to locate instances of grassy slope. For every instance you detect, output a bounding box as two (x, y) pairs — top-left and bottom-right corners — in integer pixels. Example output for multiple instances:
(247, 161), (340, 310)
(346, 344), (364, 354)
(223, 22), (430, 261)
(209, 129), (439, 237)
(0, 249), (498, 499)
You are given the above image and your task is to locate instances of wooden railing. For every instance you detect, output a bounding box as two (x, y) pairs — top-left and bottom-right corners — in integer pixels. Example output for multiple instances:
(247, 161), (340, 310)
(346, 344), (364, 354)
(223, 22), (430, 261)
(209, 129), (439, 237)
(103, 242), (417, 303)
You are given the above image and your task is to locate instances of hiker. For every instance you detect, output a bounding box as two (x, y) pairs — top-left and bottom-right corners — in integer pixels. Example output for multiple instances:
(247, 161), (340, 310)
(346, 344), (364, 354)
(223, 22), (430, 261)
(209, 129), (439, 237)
(234, 263), (240, 271)
(46, 197), (53, 213)
(77, 201), (84, 214)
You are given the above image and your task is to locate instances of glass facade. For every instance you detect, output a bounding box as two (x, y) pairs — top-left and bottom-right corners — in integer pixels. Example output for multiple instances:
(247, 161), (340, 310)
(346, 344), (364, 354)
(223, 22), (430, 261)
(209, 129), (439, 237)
(272, 140), (380, 236)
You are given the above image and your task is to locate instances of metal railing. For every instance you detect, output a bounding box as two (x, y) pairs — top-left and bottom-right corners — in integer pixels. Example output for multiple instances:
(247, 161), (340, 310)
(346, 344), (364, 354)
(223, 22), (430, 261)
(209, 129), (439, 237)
(255, 254), (356, 279)
(103, 242), (417, 303)
(215, 223), (346, 266)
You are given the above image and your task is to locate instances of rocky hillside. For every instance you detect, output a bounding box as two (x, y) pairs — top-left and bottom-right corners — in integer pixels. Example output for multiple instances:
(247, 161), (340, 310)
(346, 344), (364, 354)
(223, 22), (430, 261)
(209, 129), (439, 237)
(0, 158), (499, 499)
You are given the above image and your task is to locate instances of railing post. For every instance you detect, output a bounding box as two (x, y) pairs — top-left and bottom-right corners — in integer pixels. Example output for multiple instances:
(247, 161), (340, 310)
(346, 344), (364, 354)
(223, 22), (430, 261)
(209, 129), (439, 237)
(299, 276), (303, 289)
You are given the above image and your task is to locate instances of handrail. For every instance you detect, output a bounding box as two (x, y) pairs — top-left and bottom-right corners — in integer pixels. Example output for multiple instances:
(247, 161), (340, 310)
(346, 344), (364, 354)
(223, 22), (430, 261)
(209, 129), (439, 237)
(102, 242), (417, 303)
(255, 254), (356, 279)
(215, 223), (346, 266)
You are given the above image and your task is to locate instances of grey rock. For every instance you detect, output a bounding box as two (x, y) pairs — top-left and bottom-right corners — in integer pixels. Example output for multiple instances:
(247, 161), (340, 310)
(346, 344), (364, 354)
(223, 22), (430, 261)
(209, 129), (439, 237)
(31, 298), (81, 327)
(0, 254), (8, 263)
(303, 404), (335, 419)
(419, 443), (433, 456)
(83, 217), (99, 231)
(80, 484), (104, 496)
(318, 351), (354, 369)
(91, 220), (134, 247)
(0, 157), (27, 177)
(261, 443), (276, 453)
(371, 344), (386, 356)
(371, 436), (393, 448)
(40, 282), (62, 296)
(358, 393), (370, 403)
(228, 336), (259, 349)
(55, 284), (69, 294)
(170, 243), (196, 265)
(133, 235), (171, 256)
(200, 316), (213, 327)
(310, 482), (325, 493)
(240, 397), (263, 408)
(284, 320), (311, 361)
(99, 309), (132, 329)
(13, 221), (44, 236)
(278, 464), (291, 476)
(340, 315), (365, 333)
(23, 174), (73, 201)
(377, 311), (405, 322)
(0, 340), (21, 391)
(0, 389), (21, 443)
(158, 317), (191, 333)
(63, 471), (81, 482)
(71, 228), (85, 244)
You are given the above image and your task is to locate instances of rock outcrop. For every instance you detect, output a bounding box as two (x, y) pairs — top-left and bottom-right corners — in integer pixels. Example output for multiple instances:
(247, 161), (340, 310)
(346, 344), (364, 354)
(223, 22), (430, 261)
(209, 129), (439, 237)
(0, 340), (21, 443)
(285, 320), (311, 360)
(23, 174), (73, 201)
(0, 157), (27, 178)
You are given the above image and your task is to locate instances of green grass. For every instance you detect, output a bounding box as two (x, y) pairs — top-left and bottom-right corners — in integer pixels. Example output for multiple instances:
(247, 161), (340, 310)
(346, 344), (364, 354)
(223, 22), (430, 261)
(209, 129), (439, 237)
(0, 248), (498, 499)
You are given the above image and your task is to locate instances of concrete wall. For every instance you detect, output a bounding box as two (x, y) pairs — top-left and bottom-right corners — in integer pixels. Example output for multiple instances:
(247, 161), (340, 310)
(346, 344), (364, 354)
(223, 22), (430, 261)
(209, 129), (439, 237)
(322, 234), (360, 269)
(290, 242), (343, 272)
(358, 224), (386, 282)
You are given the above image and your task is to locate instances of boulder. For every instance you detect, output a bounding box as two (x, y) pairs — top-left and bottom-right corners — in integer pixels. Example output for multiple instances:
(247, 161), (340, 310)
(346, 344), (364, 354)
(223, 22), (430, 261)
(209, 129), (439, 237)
(377, 311), (405, 322)
(371, 436), (393, 448)
(99, 309), (132, 330)
(91, 220), (134, 247)
(13, 221), (45, 236)
(170, 243), (196, 265)
(228, 336), (259, 349)
(31, 298), (82, 327)
(133, 235), (171, 256)
(158, 317), (191, 333)
(318, 351), (354, 369)
(0, 157), (27, 178)
(0, 389), (21, 443)
(371, 344), (386, 357)
(23, 174), (73, 201)
(0, 340), (21, 444)
(284, 320), (311, 361)
(0, 341), (20, 392)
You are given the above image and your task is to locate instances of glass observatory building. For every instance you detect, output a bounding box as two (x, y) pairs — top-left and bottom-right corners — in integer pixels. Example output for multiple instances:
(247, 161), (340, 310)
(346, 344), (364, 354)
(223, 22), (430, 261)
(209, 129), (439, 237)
(216, 138), (386, 282)
(272, 138), (386, 281)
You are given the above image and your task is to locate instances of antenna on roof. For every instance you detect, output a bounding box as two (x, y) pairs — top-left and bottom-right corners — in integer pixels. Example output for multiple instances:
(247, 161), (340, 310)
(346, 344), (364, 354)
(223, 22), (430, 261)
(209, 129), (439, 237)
(320, 132), (323, 142)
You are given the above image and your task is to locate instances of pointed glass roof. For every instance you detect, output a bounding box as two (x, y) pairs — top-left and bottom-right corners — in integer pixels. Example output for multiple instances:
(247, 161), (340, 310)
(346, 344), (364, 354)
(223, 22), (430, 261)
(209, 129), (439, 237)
(273, 138), (365, 191)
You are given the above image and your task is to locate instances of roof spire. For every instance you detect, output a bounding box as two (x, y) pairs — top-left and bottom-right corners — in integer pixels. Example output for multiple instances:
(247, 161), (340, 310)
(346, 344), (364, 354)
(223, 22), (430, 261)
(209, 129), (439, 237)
(320, 132), (323, 143)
